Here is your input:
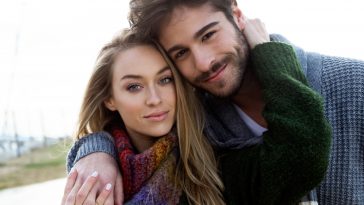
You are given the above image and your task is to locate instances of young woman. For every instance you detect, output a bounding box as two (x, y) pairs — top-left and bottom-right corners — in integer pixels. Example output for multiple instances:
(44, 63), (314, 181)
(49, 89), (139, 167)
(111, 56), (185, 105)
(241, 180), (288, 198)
(63, 29), (224, 205)
(62, 20), (331, 205)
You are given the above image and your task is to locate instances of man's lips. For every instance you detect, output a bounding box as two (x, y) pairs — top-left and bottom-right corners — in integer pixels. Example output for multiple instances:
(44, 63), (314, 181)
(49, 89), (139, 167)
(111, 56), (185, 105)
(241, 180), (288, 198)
(203, 64), (227, 82)
(144, 111), (169, 121)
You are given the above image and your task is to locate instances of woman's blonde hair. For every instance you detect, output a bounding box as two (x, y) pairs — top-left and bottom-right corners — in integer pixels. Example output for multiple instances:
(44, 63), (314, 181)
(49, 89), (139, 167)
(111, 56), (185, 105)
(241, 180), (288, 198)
(75, 29), (225, 205)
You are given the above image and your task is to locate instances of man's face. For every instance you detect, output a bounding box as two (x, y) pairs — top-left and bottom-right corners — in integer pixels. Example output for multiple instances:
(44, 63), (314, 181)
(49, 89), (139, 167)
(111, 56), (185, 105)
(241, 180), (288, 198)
(158, 3), (249, 97)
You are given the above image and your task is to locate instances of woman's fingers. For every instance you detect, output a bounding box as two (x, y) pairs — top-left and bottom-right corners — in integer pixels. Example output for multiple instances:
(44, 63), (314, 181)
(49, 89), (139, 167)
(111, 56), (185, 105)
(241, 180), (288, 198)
(61, 168), (78, 205)
(61, 169), (115, 205)
(74, 171), (99, 204)
(96, 183), (113, 205)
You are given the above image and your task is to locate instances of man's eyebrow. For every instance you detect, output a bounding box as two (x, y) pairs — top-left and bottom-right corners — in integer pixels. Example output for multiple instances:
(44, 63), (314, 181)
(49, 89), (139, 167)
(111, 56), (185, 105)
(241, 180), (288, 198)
(166, 21), (219, 54)
(167, 45), (184, 55)
(194, 21), (219, 39)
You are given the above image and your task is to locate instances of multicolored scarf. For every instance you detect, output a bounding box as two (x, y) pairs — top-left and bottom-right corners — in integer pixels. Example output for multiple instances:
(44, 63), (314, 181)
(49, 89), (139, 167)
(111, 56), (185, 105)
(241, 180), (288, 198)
(110, 125), (182, 204)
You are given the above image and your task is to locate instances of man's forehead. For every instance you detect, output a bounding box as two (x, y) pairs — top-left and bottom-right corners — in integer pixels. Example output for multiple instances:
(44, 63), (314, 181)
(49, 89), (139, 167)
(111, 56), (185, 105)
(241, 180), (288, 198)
(158, 3), (222, 40)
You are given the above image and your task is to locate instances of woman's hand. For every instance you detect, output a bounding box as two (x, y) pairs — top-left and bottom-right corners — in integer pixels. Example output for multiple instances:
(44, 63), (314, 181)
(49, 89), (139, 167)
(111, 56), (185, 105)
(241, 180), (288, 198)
(61, 169), (112, 205)
(61, 152), (123, 205)
(243, 18), (270, 49)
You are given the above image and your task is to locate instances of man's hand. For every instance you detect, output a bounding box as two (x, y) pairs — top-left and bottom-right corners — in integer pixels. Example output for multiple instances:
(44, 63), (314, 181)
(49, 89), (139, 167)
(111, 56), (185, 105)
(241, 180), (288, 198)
(61, 152), (123, 205)
(243, 18), (270, 49)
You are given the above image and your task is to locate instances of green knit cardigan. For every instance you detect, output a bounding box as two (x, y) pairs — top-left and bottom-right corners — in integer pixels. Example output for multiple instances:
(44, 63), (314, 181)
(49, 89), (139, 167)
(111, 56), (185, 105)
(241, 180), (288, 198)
(214, 42), (331, 205)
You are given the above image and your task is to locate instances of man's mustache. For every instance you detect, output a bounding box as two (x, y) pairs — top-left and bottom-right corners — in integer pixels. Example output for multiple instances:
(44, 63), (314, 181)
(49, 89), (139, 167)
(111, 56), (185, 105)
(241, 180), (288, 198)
(195, 56), (231, 83)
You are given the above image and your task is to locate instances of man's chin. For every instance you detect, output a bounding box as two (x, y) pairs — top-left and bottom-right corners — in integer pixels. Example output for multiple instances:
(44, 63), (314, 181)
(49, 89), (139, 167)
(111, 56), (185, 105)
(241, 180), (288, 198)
(194, 79), (240, 97)
(204, 85), (238, 98)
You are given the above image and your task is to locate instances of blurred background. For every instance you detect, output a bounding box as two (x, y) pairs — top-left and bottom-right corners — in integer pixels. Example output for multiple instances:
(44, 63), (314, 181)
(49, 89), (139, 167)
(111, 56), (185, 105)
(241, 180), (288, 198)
(0, 0), (363, 204)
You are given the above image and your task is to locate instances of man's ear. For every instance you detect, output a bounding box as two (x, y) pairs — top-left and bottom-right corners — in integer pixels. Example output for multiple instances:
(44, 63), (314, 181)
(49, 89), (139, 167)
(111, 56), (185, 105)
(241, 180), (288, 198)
(104, 98), (116, 111)
(232, 4), (246, 30)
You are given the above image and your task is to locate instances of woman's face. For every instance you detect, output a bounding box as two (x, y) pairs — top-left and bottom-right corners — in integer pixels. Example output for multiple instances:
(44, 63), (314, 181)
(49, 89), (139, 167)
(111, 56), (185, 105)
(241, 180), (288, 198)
(105, 45), (176, 151)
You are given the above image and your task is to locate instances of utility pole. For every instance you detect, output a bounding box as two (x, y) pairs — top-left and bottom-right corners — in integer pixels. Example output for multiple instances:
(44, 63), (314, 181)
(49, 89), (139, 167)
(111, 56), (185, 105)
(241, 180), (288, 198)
(12, 111), (21, 157)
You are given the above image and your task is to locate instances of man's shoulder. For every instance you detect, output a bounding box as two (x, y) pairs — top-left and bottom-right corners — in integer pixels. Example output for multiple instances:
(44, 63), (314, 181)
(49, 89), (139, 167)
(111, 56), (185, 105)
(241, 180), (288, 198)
(270, 34), (364, 93)
(269, 34), (312, 69)
(269, 34), (364, 64)
(269, 34), (322, 91)
(270, 34), (291, 43)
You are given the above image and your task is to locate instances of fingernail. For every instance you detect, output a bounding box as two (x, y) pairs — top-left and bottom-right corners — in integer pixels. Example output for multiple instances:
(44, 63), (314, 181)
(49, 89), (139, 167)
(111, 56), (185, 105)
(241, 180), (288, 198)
(105, 183), (112, 191)
(91, 171), (98, 177)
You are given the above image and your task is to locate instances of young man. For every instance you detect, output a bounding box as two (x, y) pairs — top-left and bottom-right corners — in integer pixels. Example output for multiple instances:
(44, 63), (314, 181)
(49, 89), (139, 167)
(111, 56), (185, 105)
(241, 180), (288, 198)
(66, 0), (364, 204)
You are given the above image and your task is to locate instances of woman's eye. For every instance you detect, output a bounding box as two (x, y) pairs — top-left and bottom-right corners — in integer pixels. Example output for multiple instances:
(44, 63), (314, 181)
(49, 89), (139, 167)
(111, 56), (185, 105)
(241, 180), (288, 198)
(160, 76), (174, 84)
(127, 84), (142, 92)
(202, 31), (215, 42)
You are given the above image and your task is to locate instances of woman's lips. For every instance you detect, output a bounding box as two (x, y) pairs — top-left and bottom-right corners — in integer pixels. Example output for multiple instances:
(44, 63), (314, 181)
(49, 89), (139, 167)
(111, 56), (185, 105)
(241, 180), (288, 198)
(144, 111), (169, 121)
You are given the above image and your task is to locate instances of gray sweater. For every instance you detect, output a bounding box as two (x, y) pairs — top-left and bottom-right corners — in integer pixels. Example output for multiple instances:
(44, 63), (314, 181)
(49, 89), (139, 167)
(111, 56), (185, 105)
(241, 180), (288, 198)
(67, 35), (364, 205)
(279, 35), (364, 205)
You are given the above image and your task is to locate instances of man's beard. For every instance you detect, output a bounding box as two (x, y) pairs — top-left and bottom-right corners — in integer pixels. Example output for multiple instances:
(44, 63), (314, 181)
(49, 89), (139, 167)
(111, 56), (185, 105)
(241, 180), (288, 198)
(194, 30), (249, 98)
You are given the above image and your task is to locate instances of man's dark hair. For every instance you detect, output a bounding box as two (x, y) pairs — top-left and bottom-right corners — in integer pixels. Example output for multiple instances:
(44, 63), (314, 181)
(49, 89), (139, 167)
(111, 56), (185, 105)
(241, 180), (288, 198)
(128, 0), (238, 40)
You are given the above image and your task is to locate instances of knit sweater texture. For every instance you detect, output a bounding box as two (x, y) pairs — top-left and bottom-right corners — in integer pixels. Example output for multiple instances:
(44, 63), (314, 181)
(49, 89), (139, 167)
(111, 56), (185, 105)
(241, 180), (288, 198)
(217, 42), (331, 205)
(67, 35), (364, 205)
(275, 35), (364, 205)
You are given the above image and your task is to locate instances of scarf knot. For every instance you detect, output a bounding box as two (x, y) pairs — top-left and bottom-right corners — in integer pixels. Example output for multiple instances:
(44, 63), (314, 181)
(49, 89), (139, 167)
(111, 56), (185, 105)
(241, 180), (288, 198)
(110, 125), (182, 204)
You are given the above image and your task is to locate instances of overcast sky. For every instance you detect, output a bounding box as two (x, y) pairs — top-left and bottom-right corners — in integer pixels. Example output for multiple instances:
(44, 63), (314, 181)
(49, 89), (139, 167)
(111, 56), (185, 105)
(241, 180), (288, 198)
(0, 0), (363, 138)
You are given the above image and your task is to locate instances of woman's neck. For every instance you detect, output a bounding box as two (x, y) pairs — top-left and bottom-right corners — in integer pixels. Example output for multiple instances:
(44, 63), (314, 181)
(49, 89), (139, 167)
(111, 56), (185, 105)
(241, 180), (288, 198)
(126, 129), (159, 153)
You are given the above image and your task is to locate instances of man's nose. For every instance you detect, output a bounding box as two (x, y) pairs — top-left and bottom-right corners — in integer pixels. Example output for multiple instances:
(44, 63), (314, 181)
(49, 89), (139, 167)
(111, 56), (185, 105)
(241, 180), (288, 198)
(192, 48), (214, 73)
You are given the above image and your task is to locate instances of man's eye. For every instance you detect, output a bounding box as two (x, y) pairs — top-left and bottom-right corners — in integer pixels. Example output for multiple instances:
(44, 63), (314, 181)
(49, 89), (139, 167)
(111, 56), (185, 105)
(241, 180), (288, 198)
(175, 49), (187, 59)
(127, 84), (142, 92)
(202, 31), (215, 42)
(160, 76), (174, 84)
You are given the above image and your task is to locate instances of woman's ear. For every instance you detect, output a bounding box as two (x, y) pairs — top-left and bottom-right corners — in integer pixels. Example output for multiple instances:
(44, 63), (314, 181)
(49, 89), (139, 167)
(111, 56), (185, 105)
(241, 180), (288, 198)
(232, 4), (246, 30)
(104, 98), (116, 111)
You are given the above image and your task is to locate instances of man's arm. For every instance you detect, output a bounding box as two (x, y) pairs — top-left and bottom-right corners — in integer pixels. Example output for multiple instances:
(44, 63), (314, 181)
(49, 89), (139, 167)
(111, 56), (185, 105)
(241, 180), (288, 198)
(66, 131), (118, 172)
(221, 42), (331, 205)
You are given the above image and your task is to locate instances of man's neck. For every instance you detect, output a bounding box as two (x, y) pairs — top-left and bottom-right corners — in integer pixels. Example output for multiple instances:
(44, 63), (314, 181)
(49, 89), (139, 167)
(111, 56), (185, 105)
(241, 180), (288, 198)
(232, 67), (267, 128)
